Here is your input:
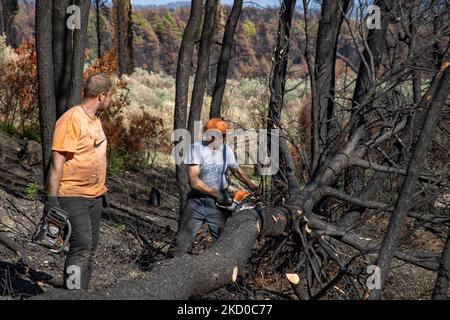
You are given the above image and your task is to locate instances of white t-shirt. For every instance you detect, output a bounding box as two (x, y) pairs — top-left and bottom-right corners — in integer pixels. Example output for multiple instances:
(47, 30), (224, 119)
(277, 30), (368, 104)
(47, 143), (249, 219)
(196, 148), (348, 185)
(185, 141), (238, 190)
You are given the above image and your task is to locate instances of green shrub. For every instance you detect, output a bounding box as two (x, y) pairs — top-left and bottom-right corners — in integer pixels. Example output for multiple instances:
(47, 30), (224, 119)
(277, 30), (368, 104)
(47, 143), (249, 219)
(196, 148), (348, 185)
(0, 122), (19, 136)
(23, 125), (41, 142)
(108, 153), (125, 176)
(24, 182), (39, 200)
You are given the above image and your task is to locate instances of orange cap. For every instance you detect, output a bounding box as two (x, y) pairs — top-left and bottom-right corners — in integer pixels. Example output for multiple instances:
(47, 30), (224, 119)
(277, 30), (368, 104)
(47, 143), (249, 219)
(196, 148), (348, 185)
(204, 118), (228, 134)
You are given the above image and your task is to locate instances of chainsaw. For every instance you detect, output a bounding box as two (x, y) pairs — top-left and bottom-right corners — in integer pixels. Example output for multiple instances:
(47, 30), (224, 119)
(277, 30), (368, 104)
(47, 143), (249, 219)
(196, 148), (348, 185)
(32, 206), (72, 253)
(215, 189), (254, 214)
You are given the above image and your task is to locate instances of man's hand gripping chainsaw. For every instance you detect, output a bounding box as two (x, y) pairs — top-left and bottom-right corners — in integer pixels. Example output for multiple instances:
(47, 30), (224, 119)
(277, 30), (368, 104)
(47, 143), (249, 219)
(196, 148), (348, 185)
(32, 206), (72, 253)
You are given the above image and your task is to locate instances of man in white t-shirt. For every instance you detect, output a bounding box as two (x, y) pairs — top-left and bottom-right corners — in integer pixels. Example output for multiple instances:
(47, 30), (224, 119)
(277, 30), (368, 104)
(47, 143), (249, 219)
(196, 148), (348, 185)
(171, 118), (259, 256)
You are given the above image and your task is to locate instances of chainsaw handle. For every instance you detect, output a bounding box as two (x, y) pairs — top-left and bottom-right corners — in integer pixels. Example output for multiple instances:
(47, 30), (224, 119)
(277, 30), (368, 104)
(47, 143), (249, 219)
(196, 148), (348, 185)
(216, 201), (237, 211)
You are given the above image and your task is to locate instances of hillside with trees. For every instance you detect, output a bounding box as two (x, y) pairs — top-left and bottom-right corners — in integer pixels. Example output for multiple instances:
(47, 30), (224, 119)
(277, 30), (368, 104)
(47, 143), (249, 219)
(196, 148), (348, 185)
(14, 1), (330, 79)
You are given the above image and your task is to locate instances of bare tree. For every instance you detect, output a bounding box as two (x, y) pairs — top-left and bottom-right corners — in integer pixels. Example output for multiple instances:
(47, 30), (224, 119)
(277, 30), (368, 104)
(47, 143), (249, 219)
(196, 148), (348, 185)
(174, 0), (203, 210)
(95, 0), (103, 59)
(343, 0), (394, 194)
(187, 0), (219, 135)
(0, 0), (18, 47)
(310, 0), (351, 172)
(0, 1), (3, 38)
(209, 0), (243, 118)
(36, 0), (91, 182)
(36, 0), (56, 184)
(53, 0), (91, 118)
(112, 0), (134, 76)
(267, 0), (298, 195)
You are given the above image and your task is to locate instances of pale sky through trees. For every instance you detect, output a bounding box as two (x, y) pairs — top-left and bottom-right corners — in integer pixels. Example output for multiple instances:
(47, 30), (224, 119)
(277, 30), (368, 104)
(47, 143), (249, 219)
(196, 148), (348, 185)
(131, 0), (282, 6)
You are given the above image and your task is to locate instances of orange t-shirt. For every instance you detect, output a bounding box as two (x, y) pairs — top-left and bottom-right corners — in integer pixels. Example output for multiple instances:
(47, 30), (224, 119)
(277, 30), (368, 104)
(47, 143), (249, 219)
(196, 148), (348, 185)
(52, 106), (108, 198)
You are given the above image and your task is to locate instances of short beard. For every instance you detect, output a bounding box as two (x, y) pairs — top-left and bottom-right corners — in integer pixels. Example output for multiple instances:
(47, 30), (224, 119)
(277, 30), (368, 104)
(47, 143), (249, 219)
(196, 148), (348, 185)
(97, 102), (106, 111)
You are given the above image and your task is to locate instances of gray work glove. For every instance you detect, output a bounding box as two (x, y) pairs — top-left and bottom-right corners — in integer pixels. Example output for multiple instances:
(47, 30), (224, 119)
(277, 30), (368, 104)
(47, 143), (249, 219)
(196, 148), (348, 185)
(216, 190), (233, 207)
(43, 195), (59, 215)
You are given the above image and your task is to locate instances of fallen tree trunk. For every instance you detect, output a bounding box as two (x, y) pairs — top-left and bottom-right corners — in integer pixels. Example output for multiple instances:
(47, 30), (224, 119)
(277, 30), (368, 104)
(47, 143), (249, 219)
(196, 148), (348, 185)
(32, 207), (289, 300)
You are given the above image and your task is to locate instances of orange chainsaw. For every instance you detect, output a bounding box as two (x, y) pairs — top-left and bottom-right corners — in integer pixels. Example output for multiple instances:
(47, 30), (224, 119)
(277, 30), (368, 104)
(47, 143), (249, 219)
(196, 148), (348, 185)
(215, 189), (252, 213)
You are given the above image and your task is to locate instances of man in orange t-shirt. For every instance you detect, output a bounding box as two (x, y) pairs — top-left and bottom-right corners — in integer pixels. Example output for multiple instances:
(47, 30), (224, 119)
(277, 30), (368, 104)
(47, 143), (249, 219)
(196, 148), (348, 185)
(44, 72), (113, 290)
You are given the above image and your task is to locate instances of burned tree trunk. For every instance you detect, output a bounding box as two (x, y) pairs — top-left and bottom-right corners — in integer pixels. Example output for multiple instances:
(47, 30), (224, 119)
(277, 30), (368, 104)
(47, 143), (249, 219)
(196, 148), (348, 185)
(112, 0), (134, 76)
(0, 1), (3, 38)
(53, 0), (91, 118)
(350, 0), (394, 116)
(267, 0), (298, 195)
(344, 0), (393, 193)
(52, 0), (71, 117)
(209, 0), (243, 118)
(370, 65), (450, 300)
(187, 0), (219, 135)
(268, 0), (296, 129)
(174, 0), (203, 211)
(310, 0), (350, 171)
(36, 0), (57, 183)
(66, 1), (90, 111)
(95, 0), (102, 59)
(0, 0), (18, 47)
(36, 0), (91, 183)
(408, 1), (421, 106)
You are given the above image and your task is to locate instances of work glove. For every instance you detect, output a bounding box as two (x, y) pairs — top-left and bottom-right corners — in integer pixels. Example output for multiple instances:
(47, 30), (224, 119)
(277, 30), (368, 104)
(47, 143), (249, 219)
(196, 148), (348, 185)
(43, 195), (59, 215)
(216, 190), (233, 207)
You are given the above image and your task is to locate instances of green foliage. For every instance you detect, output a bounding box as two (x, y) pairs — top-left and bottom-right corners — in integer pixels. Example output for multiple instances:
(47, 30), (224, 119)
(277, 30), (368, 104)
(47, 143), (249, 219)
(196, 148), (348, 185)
(23, 125), (41, 142)
(108, 153), (125, 176)
(0, 122), (41, 142)
(153, 13), (181, 37)
(117, 224), (127, 231)
(0, 122), (19, 136)
(133, 12), (153, 45)
(164, 14), (178, 31)
(24, 182), (39, 200)
(242, 19), (257, 38)
(133, 12), (151, 29)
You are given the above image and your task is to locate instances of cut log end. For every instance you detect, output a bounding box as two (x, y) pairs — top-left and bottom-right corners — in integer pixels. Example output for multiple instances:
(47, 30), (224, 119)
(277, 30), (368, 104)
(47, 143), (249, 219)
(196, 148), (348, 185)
(286, 272), (300, 285)
(232, 266), (238, 282)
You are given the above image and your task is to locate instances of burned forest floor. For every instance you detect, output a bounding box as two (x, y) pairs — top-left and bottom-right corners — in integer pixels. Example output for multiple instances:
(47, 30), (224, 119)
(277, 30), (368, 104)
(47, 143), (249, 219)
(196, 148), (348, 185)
(0, 129), (442, 300)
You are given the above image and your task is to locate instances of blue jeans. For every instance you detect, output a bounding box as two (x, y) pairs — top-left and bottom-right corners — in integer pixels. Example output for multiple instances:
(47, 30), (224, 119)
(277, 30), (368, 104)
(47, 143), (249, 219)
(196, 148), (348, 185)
(172, 191), (229, 256)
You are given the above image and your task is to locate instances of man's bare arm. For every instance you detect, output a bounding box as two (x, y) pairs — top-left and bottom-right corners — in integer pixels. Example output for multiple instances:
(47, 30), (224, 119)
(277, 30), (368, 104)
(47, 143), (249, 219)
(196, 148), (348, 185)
(45, 151), (67, 196)
(230, 166), (255, 188)
(187, 164), (221, 199)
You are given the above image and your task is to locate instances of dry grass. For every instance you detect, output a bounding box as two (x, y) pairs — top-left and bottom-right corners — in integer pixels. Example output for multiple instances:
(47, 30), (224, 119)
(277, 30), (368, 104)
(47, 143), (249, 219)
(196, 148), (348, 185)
(116, 68), (309, 136)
